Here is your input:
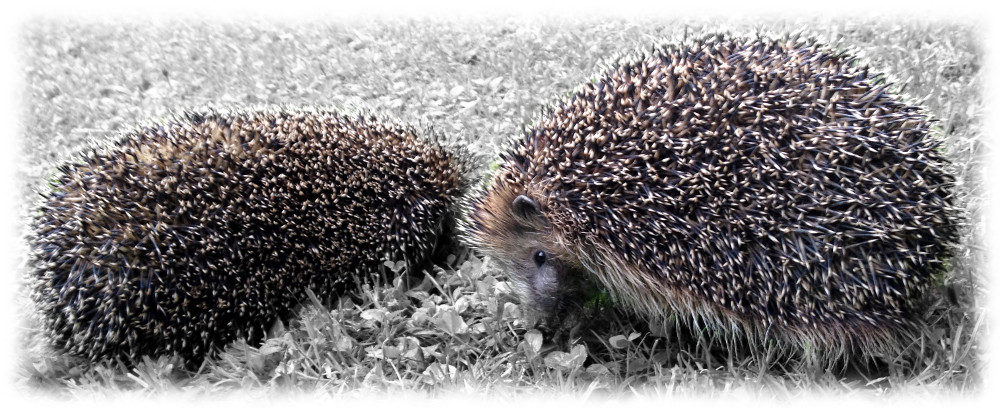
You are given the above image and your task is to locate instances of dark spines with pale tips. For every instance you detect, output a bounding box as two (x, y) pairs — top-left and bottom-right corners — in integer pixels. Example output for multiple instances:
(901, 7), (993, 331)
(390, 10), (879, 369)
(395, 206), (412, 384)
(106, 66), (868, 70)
(29, 107), (465, 364)
(467, 34), (958, 360)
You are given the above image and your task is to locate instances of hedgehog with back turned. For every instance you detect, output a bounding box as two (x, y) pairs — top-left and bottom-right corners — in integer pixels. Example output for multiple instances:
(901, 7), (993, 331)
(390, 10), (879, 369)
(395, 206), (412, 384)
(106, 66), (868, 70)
(466, 34), (958, 362)
(29, 106), (466, 365)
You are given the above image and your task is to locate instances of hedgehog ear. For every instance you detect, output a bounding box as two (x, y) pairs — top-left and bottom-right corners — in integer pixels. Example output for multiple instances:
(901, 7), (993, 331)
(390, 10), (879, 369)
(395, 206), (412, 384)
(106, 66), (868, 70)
(511, 194), (543, 223)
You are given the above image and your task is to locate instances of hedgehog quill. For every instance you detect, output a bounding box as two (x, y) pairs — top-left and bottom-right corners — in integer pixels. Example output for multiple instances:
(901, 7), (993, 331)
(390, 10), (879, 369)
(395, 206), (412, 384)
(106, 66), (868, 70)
(466, 34), (958, 362)
(29, 107), (466, 365)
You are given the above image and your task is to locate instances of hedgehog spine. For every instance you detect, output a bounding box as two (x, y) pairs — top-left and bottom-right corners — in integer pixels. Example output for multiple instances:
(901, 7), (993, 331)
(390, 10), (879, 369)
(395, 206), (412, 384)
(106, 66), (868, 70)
(466, 33), (958, 362)
(29, 106), (467, 365)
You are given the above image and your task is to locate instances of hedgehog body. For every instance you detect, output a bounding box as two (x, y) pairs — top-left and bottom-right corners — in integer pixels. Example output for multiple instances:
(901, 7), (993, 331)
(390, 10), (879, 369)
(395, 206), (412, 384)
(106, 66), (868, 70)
(30, 107), (465, 364)
(468, 34), (958, 359)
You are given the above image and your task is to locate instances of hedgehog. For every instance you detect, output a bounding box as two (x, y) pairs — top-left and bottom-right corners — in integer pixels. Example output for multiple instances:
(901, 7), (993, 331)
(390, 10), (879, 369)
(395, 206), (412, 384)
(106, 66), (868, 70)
(466, 34), (958, 361)
(28, 106), (466, 365)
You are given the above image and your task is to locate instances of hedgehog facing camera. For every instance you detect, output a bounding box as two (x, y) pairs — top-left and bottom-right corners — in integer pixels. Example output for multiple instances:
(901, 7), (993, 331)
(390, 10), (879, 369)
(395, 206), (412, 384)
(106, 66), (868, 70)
(28, 107), (467, 366)
(466, 34), (959, 362)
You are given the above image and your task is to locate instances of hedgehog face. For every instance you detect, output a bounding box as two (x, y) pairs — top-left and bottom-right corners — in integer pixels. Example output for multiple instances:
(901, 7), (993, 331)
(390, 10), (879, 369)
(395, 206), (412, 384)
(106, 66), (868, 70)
(471, 188), (602, 332)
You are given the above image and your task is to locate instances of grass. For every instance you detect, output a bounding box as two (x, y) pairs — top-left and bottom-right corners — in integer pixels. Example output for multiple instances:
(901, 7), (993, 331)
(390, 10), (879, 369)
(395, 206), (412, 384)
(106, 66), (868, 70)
(15, 17), (986, 400)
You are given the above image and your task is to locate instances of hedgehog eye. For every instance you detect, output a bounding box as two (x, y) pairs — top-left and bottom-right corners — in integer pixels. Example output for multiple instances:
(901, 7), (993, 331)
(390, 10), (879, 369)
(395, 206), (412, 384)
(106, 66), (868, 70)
(533, 250), (547, 267)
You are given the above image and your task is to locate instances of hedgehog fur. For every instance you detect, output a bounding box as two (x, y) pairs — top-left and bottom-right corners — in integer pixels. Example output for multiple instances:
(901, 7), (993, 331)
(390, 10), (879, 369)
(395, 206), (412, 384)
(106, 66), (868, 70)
(29, 106), (466, 365)
(466, 34), (958, 362)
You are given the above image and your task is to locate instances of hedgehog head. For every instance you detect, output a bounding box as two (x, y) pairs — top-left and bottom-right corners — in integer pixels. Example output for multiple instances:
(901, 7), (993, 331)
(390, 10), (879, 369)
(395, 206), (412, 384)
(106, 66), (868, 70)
(468, 175), (604, 331)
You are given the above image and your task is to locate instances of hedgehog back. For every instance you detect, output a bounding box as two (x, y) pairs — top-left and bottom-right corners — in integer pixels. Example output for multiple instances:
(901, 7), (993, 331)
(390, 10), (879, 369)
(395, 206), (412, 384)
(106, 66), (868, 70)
(471, 35), (957, 356)
(30, 108), (463, 363)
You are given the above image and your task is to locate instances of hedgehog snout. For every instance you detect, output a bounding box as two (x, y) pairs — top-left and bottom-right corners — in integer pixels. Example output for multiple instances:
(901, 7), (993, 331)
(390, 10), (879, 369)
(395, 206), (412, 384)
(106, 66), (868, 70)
(505, 247), (604, 337)
(526, 251), (562, 314)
